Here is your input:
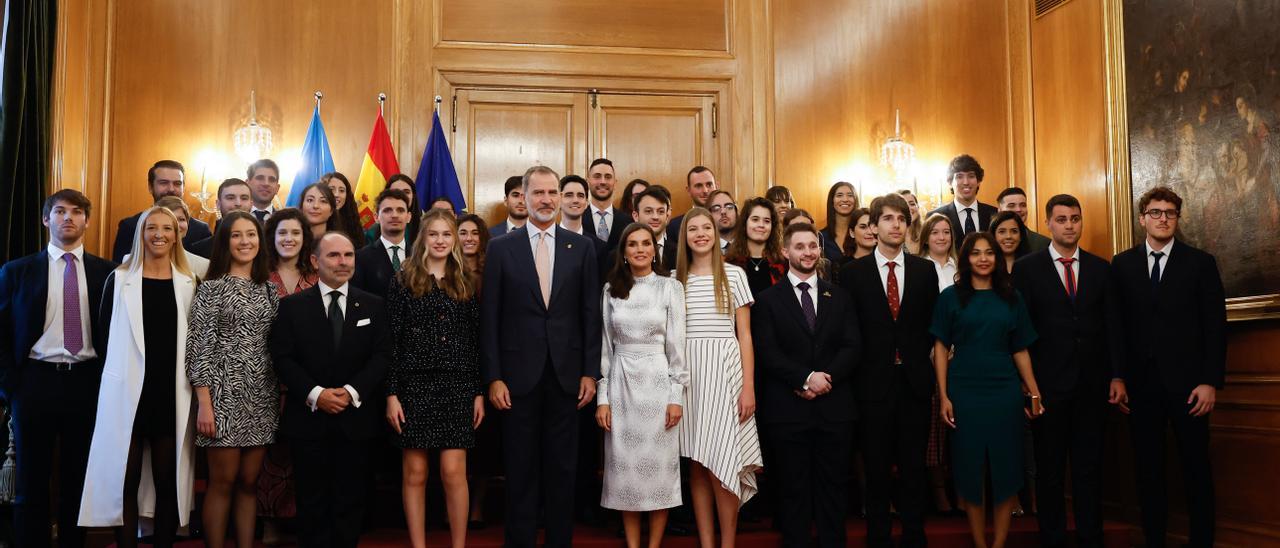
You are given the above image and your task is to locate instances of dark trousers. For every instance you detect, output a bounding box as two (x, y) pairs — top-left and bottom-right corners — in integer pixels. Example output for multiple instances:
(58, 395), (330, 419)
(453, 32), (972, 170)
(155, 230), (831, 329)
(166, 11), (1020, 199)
(765, 420), (853, 548)
(861, 369), (930, 548)
(502, 363), (580, 548)
(291, 435), (371, 548)
(1032, 393), (1105, 548)
(10, 360), (101, 548)
(1129, 380), (1215, 548)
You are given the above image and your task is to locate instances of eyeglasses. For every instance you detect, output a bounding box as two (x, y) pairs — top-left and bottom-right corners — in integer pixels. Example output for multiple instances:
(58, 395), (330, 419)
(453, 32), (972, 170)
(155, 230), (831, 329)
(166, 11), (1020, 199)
(709, 204), (737, 214)
(1143, 209), (1180, 220)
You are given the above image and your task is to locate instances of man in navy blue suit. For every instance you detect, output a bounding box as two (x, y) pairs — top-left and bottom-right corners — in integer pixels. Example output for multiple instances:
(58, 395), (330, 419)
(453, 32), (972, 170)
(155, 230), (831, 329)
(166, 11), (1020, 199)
(925, 154), (998, 250)
(110, 160), (211, 262)
(1108, 186), (1225, 548)
(481, 165), (602, 548)
(1, 189), (116, 548)
(489, 175), (529, 237)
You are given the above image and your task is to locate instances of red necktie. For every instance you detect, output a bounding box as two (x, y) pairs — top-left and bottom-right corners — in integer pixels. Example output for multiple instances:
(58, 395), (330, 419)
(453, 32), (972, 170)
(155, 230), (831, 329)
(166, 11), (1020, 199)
(1058, 257), (1077, 300)
(887, 261), (901, 364)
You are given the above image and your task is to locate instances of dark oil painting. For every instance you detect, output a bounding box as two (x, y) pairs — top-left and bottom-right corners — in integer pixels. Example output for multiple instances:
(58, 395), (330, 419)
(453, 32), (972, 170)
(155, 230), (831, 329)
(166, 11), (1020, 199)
(1123, 0), (1280, 298)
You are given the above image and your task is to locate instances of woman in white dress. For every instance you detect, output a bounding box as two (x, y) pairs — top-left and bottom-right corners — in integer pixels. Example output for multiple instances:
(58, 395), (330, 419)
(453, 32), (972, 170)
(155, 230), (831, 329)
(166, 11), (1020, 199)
(674, 208), (762, 548)
(597, 223), (689, 548)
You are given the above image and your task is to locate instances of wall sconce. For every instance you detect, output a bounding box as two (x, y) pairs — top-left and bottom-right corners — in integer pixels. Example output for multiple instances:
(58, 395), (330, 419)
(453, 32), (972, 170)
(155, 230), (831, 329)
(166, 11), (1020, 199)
(879, 109), (915, 179)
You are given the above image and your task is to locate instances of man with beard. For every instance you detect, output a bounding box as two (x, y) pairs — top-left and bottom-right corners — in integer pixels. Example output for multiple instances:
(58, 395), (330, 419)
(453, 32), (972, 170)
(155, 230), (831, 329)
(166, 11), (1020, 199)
(111, 160), (212, 262)
(708, 190), (738, 253)
(491, 175), (529, 237)
(587, 158), (634, 257)
(482, 166), (602, 548)
(666, 165), (720, 247)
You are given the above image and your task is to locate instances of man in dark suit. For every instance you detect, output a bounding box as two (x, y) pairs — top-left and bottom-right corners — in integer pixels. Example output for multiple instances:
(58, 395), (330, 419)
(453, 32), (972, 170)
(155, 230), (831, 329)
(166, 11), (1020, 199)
(482, 165), (602, 548)
(246, 158), (282, 222)
(634, 187), (676, 272)
(351, 189), (411, 298)
(925, 154), (998, 250)
(753, 222), (861, 548)
(665, 165), (719, 247)
(1012, 194), (1121, 548)
(586, 158), (634, 256)
(998, 187), (1052, 253)
(187, 177), (253, 258)
(840, 192), (939, 548)
(270, 231), (390, 548)
(489, 175), (528, 237)
(0, 189), (116, 548)
(111, 160), (212, 262)
(1108, 186), (1225, 548)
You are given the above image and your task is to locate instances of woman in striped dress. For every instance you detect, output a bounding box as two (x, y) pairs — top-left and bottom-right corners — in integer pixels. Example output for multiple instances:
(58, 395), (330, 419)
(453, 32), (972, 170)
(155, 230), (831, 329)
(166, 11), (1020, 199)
(674, 207), (762, 548)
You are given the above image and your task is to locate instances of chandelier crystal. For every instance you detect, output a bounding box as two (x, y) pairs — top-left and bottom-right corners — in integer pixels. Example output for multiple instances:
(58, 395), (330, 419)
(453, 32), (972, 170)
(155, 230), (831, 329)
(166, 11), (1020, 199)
(233, 90), (273, 163)
(879, 109), (915, 177)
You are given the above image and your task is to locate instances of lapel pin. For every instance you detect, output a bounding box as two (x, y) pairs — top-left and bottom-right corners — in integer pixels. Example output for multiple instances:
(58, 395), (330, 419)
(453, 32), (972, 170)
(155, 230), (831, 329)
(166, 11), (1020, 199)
(567, 243), (573, 249)
(823, 291), (832, 297)
(354, 301), (361, 308)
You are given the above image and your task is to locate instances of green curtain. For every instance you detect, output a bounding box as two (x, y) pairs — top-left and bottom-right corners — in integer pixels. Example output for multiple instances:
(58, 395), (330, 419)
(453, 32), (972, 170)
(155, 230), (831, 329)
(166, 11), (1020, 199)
(0, 0), (57, 264)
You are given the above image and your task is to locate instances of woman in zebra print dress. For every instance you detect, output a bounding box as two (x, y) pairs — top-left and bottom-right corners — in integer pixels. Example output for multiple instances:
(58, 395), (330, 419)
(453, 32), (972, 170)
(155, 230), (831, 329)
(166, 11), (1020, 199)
(674, 208), (763, 548)
(186, 211), (280, 548)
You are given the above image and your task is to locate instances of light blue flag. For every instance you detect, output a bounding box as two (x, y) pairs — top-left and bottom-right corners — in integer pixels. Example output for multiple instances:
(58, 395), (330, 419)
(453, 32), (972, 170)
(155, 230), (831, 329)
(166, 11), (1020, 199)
(415, 111), (466, 213)
(286, 104), (336, 207)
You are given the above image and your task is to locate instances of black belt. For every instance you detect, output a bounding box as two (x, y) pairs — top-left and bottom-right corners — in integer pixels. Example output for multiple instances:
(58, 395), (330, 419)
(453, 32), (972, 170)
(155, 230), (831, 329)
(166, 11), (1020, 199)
(29, 358), (93, 372)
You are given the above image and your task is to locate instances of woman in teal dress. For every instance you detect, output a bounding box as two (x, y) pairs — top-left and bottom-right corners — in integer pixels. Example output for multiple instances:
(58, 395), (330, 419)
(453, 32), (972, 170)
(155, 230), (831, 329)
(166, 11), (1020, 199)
(930, 232), (1045, 548)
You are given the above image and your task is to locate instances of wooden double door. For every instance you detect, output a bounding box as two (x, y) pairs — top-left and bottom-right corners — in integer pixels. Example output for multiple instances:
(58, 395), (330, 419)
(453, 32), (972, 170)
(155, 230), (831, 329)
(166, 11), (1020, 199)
(450, 88), (723, 226)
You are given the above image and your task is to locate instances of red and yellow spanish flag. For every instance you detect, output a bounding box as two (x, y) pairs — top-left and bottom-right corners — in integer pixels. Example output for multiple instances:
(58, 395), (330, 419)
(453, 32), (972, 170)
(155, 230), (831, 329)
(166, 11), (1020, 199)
(354, 109), (401, 229)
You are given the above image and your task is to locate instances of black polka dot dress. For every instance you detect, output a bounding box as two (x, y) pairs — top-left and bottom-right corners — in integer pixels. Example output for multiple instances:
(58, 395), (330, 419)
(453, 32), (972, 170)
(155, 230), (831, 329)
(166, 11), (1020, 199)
(386, 276), (482, 449)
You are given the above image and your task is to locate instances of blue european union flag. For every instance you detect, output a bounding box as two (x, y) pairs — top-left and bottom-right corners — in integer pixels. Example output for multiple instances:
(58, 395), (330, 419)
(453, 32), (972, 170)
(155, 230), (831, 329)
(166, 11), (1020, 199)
(415, 111), (466, 213)
(286, 104), (336, 207)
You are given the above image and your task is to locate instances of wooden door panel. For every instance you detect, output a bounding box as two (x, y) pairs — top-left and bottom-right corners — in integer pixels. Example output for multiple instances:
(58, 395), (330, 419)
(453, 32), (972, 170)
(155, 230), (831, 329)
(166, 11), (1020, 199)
(454, 89), (588, 227)
(592, 94), (718, 216)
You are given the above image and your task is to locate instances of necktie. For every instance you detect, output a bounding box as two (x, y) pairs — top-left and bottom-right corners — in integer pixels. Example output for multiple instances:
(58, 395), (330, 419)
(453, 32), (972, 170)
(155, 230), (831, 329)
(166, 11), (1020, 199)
(63, 255), (83, 355)
(796, 282), (816, 331)
(390, 245), (402, 272)
(963, 207), (976, 236)
(596, 210), (609, 242)
(253, 210), (268, 223)
(535, 232), (551, 307)
(886, 261), (901, 320)
(887, 261), (902, 364)
(1150, 251), (1165, 288)
(328, 290), (344, 346)
(508, 224), (517, 233)
(1058, 257), (1077, 300)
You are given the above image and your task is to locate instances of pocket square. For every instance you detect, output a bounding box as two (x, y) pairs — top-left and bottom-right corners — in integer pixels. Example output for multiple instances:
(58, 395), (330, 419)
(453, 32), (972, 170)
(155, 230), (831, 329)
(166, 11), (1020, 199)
(357, 318), (372, 327)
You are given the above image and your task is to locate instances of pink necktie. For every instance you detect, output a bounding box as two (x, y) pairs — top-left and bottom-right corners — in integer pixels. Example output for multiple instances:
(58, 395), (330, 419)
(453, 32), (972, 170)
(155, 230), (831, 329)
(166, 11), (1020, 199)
(63, 254), (84, 355)
(535, 233), (551, 307)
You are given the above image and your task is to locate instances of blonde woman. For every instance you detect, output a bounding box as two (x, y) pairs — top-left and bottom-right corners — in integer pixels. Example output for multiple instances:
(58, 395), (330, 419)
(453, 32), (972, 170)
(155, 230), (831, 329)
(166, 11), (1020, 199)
(80, 206), (198, 548)
(385, 209), (483, 548)
(152, 196), (210, 278)
(675, 207), (762, 548)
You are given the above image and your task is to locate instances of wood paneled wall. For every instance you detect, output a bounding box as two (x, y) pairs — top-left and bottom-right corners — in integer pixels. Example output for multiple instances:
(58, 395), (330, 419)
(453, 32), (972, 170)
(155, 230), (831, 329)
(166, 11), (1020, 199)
(771, 0), (1025, 226)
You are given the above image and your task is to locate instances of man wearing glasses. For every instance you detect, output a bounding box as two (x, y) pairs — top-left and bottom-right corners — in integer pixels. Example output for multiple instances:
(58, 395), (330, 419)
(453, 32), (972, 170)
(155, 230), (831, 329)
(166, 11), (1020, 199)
(1107, 186), (1226, 548)
(707, 190), (738, 253)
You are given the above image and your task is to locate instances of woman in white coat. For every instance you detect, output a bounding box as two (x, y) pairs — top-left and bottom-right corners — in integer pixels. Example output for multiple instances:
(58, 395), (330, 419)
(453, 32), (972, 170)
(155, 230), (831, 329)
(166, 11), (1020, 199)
(79, 206), (197, 548)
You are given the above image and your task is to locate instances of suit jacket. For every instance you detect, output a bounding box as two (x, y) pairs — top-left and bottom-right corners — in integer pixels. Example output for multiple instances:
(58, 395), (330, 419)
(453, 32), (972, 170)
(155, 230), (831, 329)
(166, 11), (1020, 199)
(839, 253), (939, 402)
(269, 285), (390, 441)
(112, 211), (211, 263)
(480, 227), (602, 396)
(926, 201), (998, 250)
(1025, 229), (1052, 254)
(1108, 240), (1226, 393)
(664, 213), (686, 256)
(0, 250), (116, 398)
(351, 239), (402, 298)
(1012, 248), (1113, 403)
(752, 277), (861, 425)
(590, 208), (634, 253)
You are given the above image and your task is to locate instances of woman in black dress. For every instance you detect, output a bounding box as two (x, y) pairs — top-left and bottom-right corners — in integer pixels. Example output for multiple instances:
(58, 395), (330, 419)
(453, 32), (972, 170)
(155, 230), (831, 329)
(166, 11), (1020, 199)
(385, 209), (483, 548)
(724, 197), (787, 295)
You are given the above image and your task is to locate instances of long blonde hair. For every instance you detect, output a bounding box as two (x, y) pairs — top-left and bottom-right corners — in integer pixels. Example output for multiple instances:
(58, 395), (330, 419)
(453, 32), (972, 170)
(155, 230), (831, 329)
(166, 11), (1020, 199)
(399, 209), (475, 301)
(676, 207), (731, 314)
(119, 206), (193, 277)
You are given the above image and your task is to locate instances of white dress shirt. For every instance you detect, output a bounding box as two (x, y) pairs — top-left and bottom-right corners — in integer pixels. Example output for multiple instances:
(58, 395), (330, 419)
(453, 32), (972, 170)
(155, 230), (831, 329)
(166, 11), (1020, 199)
(307, 280), (362, 412)
(559, 220), (586, 236)
(1048, 244), (1081, 291)
(787, 270), (822, 390)
(30, 244), (96, 363)
(527, 223), (557, 287)
(381, 236), (407, 265)
(1145, 239), (1173, 281)
(953, 198), (979, 231)
(250, 206), (275, 221)
(873, 246), (906, 303)
(505, 218), (524, 233)
(931, 256), (958, 292)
